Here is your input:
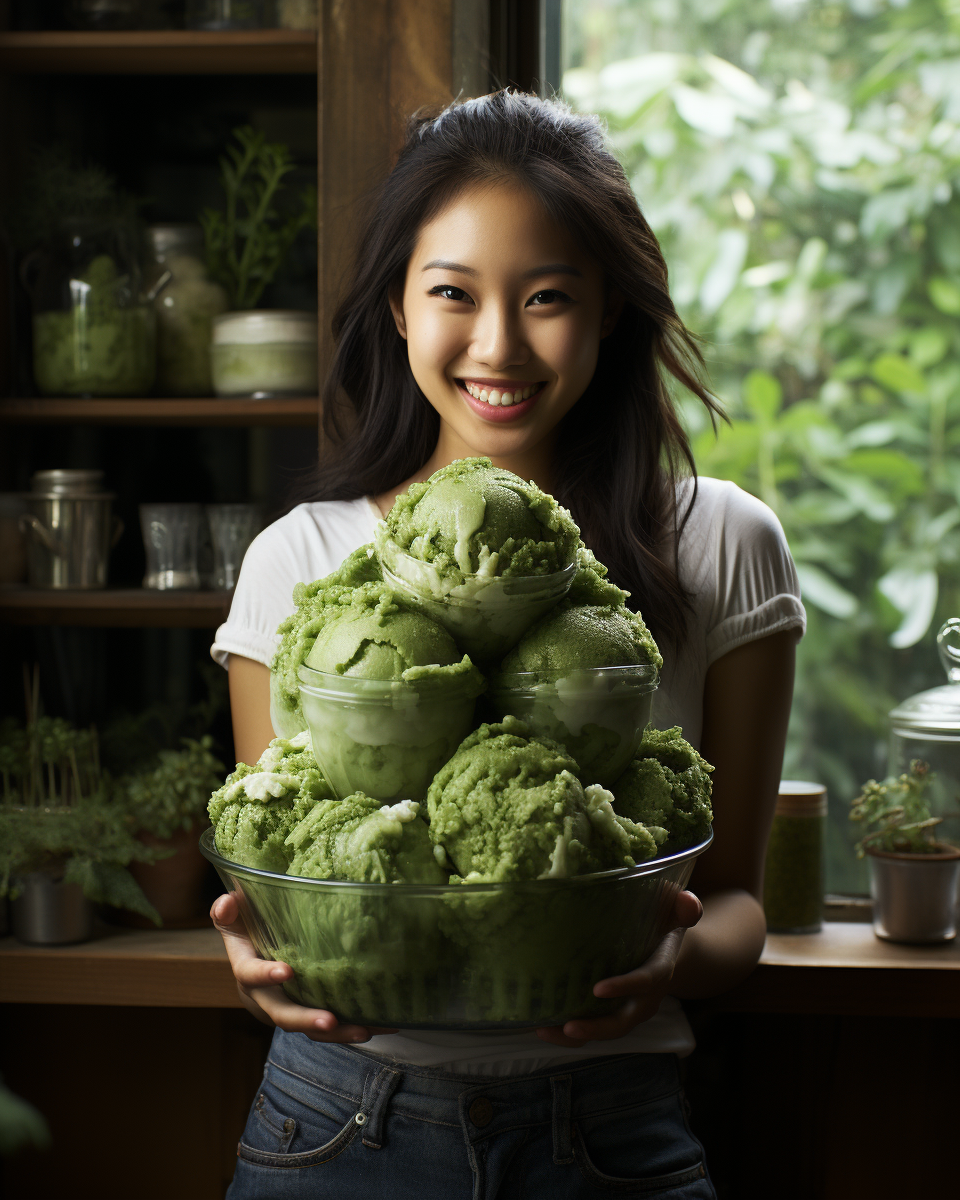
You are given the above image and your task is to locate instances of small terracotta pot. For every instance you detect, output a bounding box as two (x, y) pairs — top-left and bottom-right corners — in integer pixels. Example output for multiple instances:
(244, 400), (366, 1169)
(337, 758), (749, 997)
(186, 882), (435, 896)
(125, 824), (211, 928)
(868, 843), (960, 944)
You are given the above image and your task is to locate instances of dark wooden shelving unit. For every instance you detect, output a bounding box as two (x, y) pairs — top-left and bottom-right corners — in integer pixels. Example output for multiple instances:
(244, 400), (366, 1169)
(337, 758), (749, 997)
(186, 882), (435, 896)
(0, 396), (320, 427)
(0, 587), (232, 627)
(0, 29), (317, 74)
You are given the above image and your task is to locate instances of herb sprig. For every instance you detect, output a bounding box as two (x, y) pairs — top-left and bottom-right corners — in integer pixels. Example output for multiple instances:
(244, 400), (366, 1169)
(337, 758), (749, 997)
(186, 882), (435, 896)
(201, 125), (317, 310)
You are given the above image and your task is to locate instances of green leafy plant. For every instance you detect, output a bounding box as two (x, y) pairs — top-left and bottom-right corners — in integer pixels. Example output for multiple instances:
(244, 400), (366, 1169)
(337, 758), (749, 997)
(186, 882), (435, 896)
(563, 0), (960, 891)
(120, 736), (225, 841)
(0, 713), (161, 924)
(201, 125), (317, 310)
(850, 759), (949, 856)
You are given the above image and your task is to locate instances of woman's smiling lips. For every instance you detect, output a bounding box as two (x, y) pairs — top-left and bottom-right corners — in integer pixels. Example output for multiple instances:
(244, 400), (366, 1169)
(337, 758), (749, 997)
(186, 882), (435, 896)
(456, 378), (546, 422)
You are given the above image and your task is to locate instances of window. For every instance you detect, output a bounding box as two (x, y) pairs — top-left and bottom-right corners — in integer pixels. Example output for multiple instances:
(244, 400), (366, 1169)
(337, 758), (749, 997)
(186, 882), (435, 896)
(562, 0), (960, 892)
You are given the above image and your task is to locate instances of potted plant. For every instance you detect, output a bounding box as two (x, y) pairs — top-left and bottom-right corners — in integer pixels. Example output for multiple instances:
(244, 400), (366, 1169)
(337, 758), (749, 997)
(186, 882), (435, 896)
(850, 759), (960, 944)
(201, 124), (318, 400)
(118, 736), (225, 927)
(0, 709), (162, 945)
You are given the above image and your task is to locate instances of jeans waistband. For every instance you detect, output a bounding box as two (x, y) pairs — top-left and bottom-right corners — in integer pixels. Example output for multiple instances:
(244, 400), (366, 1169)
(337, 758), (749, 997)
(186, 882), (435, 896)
(265, 1032), (680, 1146)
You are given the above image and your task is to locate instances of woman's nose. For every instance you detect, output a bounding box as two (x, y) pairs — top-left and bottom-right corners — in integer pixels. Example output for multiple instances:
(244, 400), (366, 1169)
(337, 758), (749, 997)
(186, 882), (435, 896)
(469, 305), (530, 370)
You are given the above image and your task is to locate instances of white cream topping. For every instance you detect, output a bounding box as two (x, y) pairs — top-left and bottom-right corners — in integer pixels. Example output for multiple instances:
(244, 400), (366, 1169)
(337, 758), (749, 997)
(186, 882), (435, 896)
(539, 814), (578, 879)
(224, 771), (303, 803)
(584, 784), (630, 849)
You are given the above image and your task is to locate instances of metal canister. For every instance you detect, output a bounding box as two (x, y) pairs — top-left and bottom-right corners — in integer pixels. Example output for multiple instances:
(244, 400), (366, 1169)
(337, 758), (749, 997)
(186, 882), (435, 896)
(19, 469), (123, 589)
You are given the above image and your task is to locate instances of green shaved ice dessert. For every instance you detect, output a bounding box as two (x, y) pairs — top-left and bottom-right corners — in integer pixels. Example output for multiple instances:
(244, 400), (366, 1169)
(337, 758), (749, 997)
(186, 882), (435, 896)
(270, 797), (447, 1023)
(285, 795), (447, 884)
(612, 726), (714, 854)
(426, 716), (594, 882)
(492, 604), (660, 786)
(376, 459), (578, 661)
(270, 546), (382, 735)
(304, 591), (462, 678)
(567, 545), (630, 608)
(430, 728), (668, 1024)
(500, 603), (660, 673)
(33, 255), (155, 397)
(383, 457), (580, 580)
(208, 732), (333, 872)
(296, 582), (484, 801)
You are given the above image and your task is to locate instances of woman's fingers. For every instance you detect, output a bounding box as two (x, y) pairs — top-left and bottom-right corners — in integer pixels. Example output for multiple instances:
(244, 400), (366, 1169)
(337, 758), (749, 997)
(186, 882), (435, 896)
(209, 893), (399, 1042)
(672, 888), (704, 930)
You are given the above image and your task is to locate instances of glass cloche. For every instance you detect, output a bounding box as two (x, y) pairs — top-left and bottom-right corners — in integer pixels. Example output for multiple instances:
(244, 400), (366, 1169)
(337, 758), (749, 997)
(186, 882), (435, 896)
(888, 619), (960, 835)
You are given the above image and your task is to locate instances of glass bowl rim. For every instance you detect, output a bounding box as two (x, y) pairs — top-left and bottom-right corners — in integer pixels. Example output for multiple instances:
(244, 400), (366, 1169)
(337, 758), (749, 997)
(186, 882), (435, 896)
(376, 526), (578, 588)
(200, 825), (713, 894)
(297, 661), (484, 700)
(490, 664), (660, 690)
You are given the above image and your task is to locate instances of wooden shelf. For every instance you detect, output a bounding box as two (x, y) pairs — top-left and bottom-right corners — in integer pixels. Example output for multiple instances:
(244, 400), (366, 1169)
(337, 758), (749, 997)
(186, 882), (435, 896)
(0, 29), (317, 74)
(0, 925), (239, 1008)
(0, 587), (232, 627)
(2, 920), (958, 1015)
(0, 396), (319, 427)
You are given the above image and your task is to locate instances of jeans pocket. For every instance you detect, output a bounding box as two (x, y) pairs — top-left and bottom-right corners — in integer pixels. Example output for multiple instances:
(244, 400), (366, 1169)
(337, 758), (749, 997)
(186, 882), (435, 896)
(572, 1097), (710, 1196)
(237, 1078), (364, 1170)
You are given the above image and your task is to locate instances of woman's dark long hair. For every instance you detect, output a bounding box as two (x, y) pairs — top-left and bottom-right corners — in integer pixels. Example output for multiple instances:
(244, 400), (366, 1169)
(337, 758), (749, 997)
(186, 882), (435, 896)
(304, 90), (723, 646)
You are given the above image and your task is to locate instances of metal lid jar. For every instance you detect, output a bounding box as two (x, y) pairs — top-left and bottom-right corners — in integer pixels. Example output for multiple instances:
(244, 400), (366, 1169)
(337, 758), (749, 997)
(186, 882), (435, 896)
(888, 619), (960, 832)
(19, 469), (122, 590)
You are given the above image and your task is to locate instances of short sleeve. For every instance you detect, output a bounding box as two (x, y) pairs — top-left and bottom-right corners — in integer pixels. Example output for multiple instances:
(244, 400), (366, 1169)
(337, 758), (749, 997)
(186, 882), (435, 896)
(210, 498), (380, 669)
(681, 479), (806, 668)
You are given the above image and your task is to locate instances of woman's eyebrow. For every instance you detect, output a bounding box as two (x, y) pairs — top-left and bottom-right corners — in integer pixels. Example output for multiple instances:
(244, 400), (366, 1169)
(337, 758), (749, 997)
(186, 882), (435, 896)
(421, 259), (478, 275)
(420, 260), (583, 278)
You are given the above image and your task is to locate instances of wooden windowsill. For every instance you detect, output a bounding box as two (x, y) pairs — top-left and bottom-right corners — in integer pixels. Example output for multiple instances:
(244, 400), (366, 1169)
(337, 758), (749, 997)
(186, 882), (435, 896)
(2, 921), (957, 1015)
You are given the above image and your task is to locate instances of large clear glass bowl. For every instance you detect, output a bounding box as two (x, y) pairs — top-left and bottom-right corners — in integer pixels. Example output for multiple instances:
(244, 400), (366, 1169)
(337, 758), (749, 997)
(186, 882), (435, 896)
(200, 826), (712, 1030)
(489, 665), (659, 786)
(298, 664), (482, 802)
(375, 527), (576, 663)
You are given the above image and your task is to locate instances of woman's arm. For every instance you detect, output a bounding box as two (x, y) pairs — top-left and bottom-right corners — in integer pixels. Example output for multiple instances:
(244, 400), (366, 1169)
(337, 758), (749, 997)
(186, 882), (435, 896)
(227, 654), (276, 766)
(537, 627), (799, 1045)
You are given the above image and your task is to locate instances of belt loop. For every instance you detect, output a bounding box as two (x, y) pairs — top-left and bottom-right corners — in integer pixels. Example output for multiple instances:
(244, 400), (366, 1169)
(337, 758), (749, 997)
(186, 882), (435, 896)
(359, 1066), (403, 1150)
(550, 1074), (574, 1165)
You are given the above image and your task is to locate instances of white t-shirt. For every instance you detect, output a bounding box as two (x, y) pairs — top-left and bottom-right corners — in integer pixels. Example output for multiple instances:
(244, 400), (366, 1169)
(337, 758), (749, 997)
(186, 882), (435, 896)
(212, 476), (805, 1075)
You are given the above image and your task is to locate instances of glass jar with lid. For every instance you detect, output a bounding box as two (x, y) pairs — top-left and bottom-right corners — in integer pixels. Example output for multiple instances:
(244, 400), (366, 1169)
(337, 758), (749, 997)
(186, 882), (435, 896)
(210, 310), (318, 398)
(23, 218), (155, 397)
(888, 618), (960, 835)
(144, 224), (228, 396)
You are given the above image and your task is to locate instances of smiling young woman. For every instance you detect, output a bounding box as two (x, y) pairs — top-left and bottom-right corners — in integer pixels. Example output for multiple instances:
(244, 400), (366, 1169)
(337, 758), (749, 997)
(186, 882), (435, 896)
(211, 91), (805, 1200)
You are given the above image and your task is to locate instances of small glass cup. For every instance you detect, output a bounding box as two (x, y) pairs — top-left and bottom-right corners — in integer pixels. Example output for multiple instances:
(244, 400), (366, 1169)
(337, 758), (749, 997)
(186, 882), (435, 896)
(375, 526), (576, 663)
(140, 503), (202, 589)
(297, 663), (483, 802)
(206, 503), (261, 589)
(489, 665), (659, 785)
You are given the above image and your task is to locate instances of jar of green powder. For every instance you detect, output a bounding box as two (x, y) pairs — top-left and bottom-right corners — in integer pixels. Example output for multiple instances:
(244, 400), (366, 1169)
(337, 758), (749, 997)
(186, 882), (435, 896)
(763, 780), (826, 934)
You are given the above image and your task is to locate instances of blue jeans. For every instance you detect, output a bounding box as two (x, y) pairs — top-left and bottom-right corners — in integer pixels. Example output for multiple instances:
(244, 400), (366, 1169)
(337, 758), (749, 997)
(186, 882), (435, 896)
(227, 1029), (716, 1199)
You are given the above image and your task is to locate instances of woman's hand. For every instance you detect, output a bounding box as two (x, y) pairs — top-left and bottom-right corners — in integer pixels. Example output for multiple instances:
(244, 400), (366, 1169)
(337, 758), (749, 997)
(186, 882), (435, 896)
(534, 888), (703, 1047)
(211, 893), (399, 1043)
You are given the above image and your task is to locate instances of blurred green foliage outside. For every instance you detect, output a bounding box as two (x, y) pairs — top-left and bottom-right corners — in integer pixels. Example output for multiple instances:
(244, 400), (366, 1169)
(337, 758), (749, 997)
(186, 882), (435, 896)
(562, 0), (960, 890)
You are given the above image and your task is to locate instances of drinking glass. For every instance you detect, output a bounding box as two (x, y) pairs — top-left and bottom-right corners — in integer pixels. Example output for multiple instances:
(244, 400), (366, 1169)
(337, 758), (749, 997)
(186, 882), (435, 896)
(140, 503), (203, 589)
(206, 503), (261, 589)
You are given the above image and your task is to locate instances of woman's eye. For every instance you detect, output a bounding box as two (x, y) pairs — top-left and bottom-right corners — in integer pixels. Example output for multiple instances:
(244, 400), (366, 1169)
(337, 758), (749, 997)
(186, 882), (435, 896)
(429, 285), (471, 302)
(527, 289), (571, 306)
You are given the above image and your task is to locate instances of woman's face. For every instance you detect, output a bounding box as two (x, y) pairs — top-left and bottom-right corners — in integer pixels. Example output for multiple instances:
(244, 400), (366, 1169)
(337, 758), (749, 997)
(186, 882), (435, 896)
(390, 180), (620, 467)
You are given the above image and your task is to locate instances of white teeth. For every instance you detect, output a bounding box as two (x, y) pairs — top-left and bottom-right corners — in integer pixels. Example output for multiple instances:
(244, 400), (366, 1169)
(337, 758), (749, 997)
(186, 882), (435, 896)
(465, 382), (540, 405)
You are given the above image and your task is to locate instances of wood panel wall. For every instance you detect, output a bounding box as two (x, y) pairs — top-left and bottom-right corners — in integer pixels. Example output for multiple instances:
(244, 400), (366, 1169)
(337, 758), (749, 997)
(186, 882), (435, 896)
(317, 0), (468, 372)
